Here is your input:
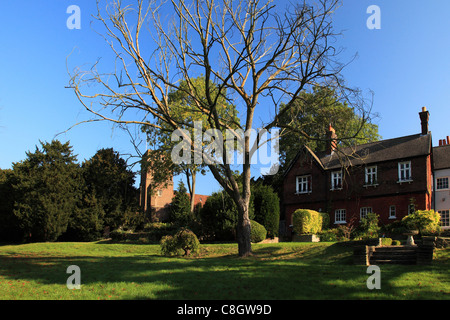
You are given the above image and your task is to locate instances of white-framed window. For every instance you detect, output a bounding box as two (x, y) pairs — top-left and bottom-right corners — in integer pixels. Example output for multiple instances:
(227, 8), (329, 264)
(398, 161), (412, 182)
(335, 209), (346, 224)
(360, 207), (373, 219)
(296, 175), (312, 194)
(438, 210), (449, 227)
(389, 205), (396, 219)
(436, 177), (449, 190)
(408, 203), (416, 215)
(156, 190), (163, 197)
(331, 170), (342, 190)
(365, 166), (377, 185)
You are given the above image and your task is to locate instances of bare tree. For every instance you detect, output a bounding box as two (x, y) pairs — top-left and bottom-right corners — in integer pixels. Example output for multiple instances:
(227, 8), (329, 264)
(68, 0), (371, 257)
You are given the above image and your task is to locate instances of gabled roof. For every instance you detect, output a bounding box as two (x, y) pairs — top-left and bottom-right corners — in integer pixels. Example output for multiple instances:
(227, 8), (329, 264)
(284, 133), (432, 175)
(433, 144), (450, 170)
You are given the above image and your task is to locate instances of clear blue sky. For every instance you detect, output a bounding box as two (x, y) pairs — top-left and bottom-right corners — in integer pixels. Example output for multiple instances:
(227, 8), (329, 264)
(1, 0), (449, 196)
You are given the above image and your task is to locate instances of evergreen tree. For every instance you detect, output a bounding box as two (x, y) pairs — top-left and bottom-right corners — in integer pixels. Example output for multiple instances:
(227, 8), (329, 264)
(81, 148), (139, 231)
(199, 189), (255, 241)
(0, 169), (21, 242)
(12, 140), (82, 242)
(252, 183), (280, 238)
(169, 180), (191, 227)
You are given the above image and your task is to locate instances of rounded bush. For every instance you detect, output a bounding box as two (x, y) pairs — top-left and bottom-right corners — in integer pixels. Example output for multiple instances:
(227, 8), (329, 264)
(175, 228), (200, 256)
(250, 220), (267, 243)
(160, 228), (200, 256)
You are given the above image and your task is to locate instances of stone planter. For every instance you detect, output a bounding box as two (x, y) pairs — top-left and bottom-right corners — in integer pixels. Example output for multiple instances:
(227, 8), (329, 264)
(292, 234), (320, 242)
(403, 230), (419, 246)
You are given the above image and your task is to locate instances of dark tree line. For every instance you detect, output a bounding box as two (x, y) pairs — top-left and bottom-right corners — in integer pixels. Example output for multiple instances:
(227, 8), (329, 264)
(0, 140), (141, 243)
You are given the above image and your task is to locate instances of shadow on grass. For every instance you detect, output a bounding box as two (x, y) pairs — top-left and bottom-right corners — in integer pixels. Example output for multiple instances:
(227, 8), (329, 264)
(0, 243), (448, 300)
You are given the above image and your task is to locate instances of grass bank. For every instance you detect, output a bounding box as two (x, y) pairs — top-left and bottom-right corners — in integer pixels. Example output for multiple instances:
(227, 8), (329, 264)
(0, 241), (448, 300)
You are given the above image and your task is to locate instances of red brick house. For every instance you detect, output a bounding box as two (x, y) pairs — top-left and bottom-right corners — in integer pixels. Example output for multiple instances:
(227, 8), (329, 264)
(282, 108), (433, 234)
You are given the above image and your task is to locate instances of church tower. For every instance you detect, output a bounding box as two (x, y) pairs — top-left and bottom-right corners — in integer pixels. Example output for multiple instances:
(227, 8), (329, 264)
(139, 150), (174, 222)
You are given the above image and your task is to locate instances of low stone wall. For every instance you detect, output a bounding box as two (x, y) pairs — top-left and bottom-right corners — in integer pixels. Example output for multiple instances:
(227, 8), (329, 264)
(353, 237), (437, 265)
(292, 234), (320, 242)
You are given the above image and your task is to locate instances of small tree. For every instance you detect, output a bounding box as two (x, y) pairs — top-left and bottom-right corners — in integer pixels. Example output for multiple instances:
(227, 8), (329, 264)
(160, 228), (200, 256)
(170, 181), (191, 226)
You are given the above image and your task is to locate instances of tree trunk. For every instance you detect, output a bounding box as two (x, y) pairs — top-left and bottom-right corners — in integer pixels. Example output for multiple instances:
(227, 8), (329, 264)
(236, 200), (252, 257)
(185, 168), (196, 213)
(190, 172), (196, 213)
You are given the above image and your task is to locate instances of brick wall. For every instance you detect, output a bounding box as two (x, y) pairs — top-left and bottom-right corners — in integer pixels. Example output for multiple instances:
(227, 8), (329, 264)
(283, 151), (432, 233)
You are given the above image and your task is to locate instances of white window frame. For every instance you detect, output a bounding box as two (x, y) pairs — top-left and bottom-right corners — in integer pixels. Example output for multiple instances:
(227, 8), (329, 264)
(360, 207), (373, 220)
(335, 209), (346, 224)
(398, 161), (412, 182)
(156, 190), (163, 197)
(296, 175), (312, 194)
(438, 210), (449, 227)
(436, 177), (449, 190)
(389, 205), (396, 219)
(365, 166), (378, 186)
(331, 170), (343, 190)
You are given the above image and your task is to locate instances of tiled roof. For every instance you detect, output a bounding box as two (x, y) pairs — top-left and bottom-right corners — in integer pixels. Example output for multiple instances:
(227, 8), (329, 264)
(433, 144), (450, 170)
(285, 133), (432, 173)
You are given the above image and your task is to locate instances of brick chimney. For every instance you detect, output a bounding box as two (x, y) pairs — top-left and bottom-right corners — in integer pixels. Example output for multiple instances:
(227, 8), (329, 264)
(326, 124), (338, 154)
(439, 137), (450, 146)
(419, 107), (430, 135)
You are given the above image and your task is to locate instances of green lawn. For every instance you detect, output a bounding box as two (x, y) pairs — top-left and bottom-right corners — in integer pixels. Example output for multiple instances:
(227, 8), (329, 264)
(0, 241), (448, 300)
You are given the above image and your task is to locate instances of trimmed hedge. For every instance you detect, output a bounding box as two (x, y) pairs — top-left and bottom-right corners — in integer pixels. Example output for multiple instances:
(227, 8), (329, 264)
(250, 220), (267, 243)
(292, 209), (323, 235)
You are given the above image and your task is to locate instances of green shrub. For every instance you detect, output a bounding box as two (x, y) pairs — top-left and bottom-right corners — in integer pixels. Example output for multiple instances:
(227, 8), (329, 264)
(250, 220), (267, 243)
(356, 212), (380, 239)
(319, 228), (338, 241)
(175, 228), (200, 256)
(402, 210), (441, 235)
(380, 238), (393, 246)
(160, 228), (200, 256)
(292, 209), (323, 235)
(110, 228), (132, 241)
(320, 212), (330, 230)
(392, 240), (401, 245)
(160, 235), (179, 256)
